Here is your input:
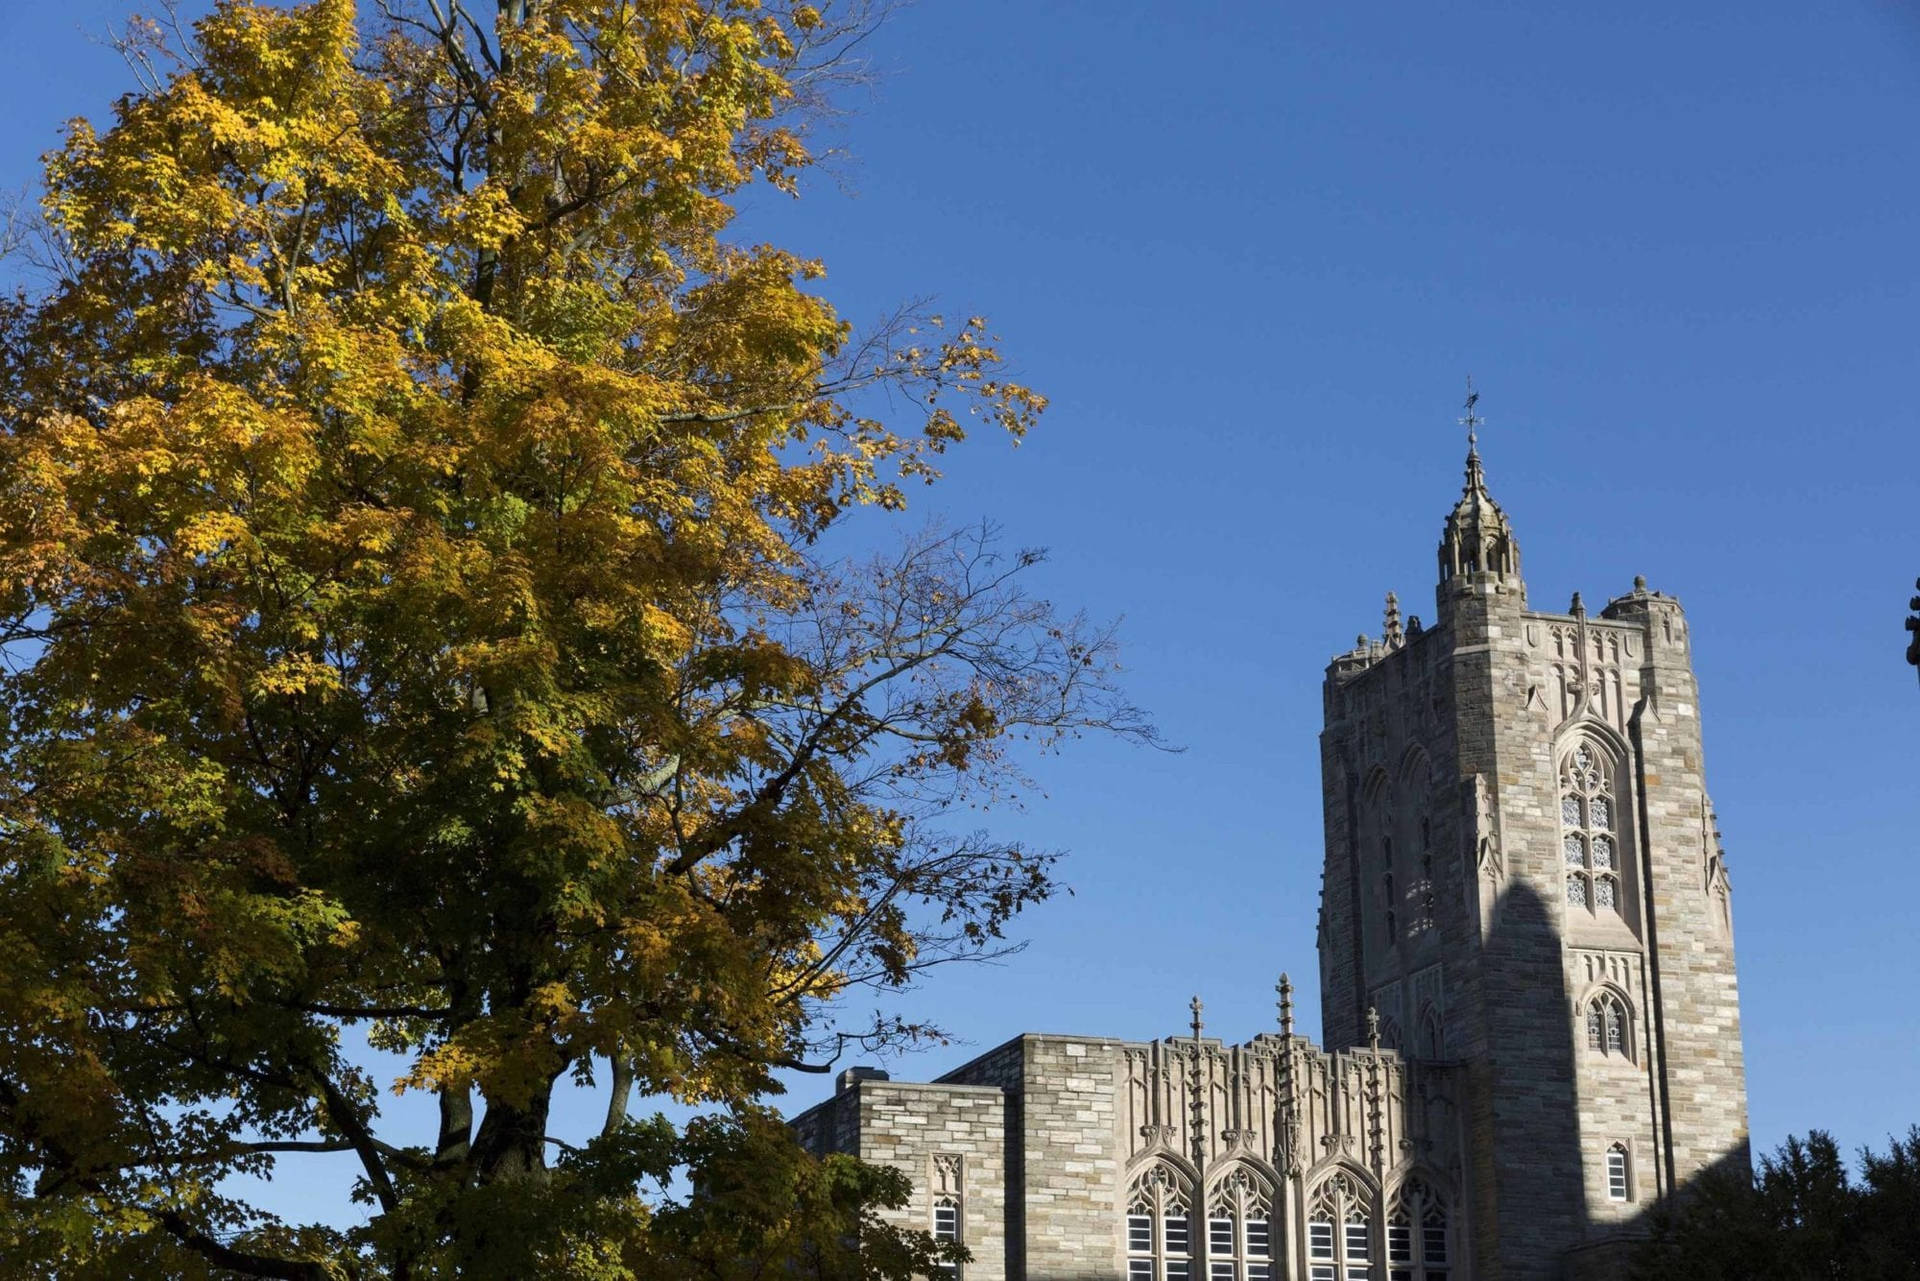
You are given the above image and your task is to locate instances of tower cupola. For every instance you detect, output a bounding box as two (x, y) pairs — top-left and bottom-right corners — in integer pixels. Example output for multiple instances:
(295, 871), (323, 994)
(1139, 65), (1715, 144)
(1436, 383), (1522, 598)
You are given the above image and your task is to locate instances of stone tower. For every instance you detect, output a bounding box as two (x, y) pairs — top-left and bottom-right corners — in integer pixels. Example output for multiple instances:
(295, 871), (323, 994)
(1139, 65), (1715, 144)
(1316, 406), (1748, 1279)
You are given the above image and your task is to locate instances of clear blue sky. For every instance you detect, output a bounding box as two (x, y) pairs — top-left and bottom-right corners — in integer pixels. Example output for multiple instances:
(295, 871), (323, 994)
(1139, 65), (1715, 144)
(3, 0), (1917, 1218)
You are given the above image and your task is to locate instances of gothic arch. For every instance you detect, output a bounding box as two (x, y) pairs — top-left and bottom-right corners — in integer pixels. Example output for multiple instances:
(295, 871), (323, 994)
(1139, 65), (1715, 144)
(1124, 1149), (1200, 1189)
(1204, 1161), (1277, 1271)
(1361, 766), (1399, 957)
(1122, 1158), (1197, 1278)
(1306, 1166), (1381, 1278)
(1386, 1171), (1456, 1280)
(1396, 741), (1434, 789)
(1207, 1155), (1285, 1198)
(1386, 1165), (1459, 1207)
(1305, 1160), (1381, 1204)
(1415, 1002), (1444, 1060)
(1555, 715), (1631, 762)
(1580, 982), (1636, 1061)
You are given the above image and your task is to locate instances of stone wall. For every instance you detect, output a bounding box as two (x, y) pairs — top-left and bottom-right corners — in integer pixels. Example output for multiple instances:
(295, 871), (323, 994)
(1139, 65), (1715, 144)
(1002, 1036), (1126, 1277)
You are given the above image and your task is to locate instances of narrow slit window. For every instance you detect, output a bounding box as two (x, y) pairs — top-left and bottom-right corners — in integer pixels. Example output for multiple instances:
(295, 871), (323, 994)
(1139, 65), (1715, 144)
(1606, 1146), (1630, 1201)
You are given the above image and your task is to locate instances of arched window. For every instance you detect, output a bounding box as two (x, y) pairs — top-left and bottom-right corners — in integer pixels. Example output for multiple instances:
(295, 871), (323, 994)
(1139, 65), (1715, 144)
(1383, 870), (1397, 943)
(1606, 1145), (1631, 1202)
(1127, 1163), (1194, 1280)
(1205, 1165), (1274, 1281)
(1379, 1016), (1403, 1053)
(1387, 1177), (1450, 1280)
(1584, 991), (1630, 1059)
(1561, 743), (1624, 919)
(1416, 1007), (1442, 1061)
(1409, 817), (1435, 938)
(1307, 1173), (1373, 1281)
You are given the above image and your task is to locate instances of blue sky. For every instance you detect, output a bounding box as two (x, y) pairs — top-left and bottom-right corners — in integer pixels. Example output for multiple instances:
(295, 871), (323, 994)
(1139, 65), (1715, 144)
(3, 0), (1917, 1220)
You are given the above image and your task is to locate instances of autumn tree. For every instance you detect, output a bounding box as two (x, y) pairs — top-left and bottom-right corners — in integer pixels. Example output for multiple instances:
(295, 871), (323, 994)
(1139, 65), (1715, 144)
(0, 2), (1151, 1276)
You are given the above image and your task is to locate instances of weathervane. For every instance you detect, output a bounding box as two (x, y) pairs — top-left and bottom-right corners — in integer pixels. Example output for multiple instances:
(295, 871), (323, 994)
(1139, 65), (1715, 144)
(1459, 376), (1483, 453)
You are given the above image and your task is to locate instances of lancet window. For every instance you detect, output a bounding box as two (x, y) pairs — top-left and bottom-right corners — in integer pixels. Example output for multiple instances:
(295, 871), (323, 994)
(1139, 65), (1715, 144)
(932, 1197), (960, 1280)
(1383, 869), (1398, 943)
(1416, 1007), (1442, 1061)
(1584, 991), (1629, 1059)
(1127, 1163), (1195, 1280)
(1606, 1145), (1631, 1201)
(1386, 1177), (1449, 1281)
(1307, 1172), (1374, 1281)
(931, 1153), (963, 1279)
(1411, 819), (1436, 937)
(1203, 1165), (1274, 1281)
(1561, 743), (1624, 919)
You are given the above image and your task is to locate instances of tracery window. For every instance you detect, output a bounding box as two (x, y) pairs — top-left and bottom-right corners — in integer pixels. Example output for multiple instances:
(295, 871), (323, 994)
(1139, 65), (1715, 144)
(1386, 1177), (1450, 1281)
(1606, 1145), (1631, 1201)
(1584, 991), (1629, 1059)
(1561, 743), (1623, 919)
(1203, 1165), (1274, 1281)
(1127, 1163), (1194, 1280)
(1308, 1173), (1374, 1281)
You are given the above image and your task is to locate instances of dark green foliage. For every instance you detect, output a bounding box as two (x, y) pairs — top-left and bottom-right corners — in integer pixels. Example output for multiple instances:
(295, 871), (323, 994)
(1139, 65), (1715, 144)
(1633, 1128), (1920, 1280)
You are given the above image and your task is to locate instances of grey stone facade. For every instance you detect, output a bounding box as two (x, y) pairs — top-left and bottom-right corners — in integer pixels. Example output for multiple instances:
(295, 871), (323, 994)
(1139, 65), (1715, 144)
(792, 432), (1749, 1281)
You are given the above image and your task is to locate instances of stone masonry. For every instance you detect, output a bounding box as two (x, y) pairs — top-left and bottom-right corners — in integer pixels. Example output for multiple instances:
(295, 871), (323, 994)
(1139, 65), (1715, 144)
(792, 402), (1750, 1281)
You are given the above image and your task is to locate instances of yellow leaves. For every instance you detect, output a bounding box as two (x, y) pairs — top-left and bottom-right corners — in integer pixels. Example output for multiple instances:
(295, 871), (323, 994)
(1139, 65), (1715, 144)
(0, 2), (1066, 1268)
(175, 511), (253, 562)
(248, 653), (344, 701)
(401, 1041), (481, 1097)
(640, 604), (694, 657)
(444, 182), (529, 253)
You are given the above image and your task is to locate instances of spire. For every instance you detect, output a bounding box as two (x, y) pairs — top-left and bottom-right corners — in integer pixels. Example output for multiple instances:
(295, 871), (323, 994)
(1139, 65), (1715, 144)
(1383, 592), (1404, 647)
(1437, 379), (1522, 591)
(1461, 373), (1483, 463)
(1277, 973), (1294, 1038)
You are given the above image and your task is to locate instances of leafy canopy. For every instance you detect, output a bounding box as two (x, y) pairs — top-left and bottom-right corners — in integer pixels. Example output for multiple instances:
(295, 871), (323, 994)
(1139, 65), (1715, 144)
(0, 1), (1151, 1276)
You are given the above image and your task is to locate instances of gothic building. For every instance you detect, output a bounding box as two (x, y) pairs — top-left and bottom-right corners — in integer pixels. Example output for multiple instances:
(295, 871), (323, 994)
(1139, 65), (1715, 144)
(791, 416), (1750, 1281)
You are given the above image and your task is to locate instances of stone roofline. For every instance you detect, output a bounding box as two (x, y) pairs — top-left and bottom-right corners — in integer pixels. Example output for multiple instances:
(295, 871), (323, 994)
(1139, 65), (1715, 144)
(1326, 581), (1687, 686)
(934, 1029), (1365, 1080)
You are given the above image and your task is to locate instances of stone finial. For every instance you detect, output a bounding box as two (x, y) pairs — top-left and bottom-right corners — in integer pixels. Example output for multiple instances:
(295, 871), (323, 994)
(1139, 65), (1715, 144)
(1407, 614), (1424, 637)
(1383, 592), (1404, 646)
(1570, 591), (1585, 617)
(1277, 973), (1294, 1038)
(1366, 1005), (1381, 1052)
(1189, 995), (1204, 1042)
(1634, 575), (1648, 592)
